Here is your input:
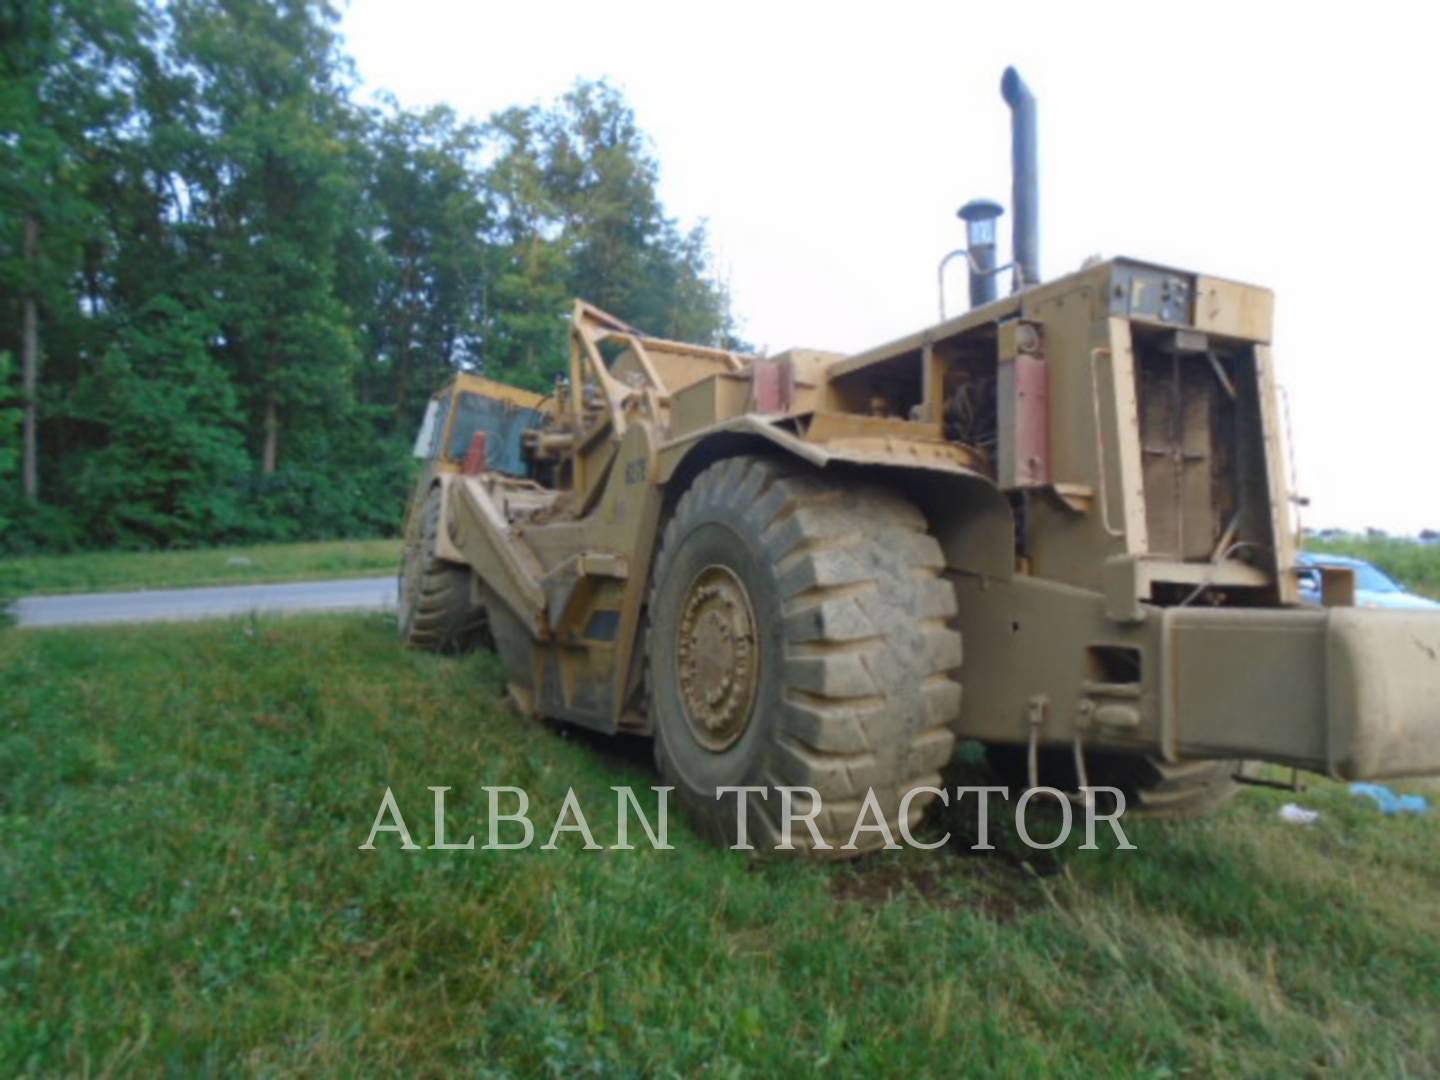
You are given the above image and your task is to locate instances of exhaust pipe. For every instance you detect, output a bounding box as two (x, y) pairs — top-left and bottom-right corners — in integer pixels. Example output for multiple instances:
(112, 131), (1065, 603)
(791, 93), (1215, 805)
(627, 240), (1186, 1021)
(1000, 66), (1039, 288)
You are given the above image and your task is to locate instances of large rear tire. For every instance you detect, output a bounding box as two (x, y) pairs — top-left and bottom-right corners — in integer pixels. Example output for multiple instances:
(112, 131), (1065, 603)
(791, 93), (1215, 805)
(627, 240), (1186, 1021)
(647, 456), (963, 854)
(398, 484), (483, 652)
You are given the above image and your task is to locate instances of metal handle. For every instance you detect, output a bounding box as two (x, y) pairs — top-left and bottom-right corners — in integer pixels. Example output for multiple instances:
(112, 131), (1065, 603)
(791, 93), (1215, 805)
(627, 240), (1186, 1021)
(1088, 346), (1125, 538)
(937, 249), (1016, 321)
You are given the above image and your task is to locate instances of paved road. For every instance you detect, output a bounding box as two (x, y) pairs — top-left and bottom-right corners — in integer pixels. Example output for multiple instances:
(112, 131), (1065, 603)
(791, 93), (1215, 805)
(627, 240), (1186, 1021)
(10, 575), (397, 628)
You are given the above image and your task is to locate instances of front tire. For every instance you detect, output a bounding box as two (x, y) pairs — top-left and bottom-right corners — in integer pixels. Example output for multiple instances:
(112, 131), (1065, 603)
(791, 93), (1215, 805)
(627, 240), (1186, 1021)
(647, 456), (962, 854)
(398, 484), (483, 652)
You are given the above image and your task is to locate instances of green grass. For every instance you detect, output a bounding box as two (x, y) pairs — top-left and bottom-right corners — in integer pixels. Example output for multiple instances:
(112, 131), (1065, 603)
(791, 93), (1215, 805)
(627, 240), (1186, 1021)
(0, 538), (403, 598)
(3, 616), (1438, 1074)
(1308, 535), (1440, 598)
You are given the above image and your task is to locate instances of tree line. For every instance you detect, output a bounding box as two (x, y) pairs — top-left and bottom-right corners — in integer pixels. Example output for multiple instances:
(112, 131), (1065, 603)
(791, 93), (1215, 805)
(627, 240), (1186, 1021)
(0, 0), (739, 550)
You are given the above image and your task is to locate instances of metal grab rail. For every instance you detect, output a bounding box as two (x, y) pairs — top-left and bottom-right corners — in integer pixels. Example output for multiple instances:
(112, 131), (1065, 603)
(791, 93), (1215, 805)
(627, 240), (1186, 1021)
(1088, 346), (1125, 538)
(936, 248), (1016, 321)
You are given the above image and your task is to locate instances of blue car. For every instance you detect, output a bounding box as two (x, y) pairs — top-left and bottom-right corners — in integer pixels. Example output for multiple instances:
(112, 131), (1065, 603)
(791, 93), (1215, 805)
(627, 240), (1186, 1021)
(1296, 552), (1440, 610)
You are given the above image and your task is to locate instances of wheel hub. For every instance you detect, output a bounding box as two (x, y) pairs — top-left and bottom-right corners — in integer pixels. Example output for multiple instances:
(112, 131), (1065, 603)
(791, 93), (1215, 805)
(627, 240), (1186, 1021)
(676, 564), (760, 751)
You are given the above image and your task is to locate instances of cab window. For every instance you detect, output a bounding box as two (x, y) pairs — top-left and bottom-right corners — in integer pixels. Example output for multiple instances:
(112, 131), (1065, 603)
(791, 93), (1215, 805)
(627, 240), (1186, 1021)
(430, 390), (452, 458)
(447, 391), (492, 460)
(412, 397), (442, 459)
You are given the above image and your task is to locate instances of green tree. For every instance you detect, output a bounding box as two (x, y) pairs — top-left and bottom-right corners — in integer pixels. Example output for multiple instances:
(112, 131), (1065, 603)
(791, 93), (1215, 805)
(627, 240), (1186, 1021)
(478, 81), (739, 385)
(541, 82), (666, 322)
(0, 0), (150, 502)
(480, 102), (574, 387)
(0, 11), (744, 554)
(68, 298), (252, 547)
(0, 352), (19, 533)
(362, 100), (492, 424)
(168, 0), (361, 474)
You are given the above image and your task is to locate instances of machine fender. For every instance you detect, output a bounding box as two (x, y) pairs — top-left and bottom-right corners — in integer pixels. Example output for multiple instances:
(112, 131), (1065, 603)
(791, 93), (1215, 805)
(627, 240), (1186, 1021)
(655, 418), (1015, 581)
(446, 476), (548, 637)
(430, 473), (466, 565)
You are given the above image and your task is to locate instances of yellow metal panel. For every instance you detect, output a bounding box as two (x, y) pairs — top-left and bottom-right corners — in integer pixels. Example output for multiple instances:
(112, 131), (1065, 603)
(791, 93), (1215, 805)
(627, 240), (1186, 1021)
(669, 373), (751, 437)
(1102, 318), (1151, 554)
(448, 476), (547, 636)
(1193, 276), (1274, 342)
(452, 371), (548, 411)
(805, 410), (945, 444)
(1253, 344), (1299, 604)
(616, 343), (737, 396)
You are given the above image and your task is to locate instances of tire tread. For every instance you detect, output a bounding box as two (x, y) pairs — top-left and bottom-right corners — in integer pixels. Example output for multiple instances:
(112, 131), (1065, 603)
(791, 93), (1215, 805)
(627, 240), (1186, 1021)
(650, 456), (962, 854)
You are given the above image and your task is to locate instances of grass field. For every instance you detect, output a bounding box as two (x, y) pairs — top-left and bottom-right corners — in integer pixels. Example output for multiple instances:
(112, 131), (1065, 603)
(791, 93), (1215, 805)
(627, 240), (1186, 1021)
(3, 615), (1438, 1074)
(0, 538), (403, 598)
(1308, 535), (1440, 598)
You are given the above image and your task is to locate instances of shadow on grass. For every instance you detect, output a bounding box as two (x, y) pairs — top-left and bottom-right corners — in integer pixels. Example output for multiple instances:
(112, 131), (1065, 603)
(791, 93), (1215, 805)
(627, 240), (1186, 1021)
(503, 702), (1439, 959)
(541, 721), (656, 777)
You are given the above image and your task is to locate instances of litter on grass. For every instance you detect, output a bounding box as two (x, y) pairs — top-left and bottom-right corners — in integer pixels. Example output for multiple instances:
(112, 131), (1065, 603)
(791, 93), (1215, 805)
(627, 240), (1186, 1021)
(1279, 803), (1320, 825)
(1349, 783), (1430, 816)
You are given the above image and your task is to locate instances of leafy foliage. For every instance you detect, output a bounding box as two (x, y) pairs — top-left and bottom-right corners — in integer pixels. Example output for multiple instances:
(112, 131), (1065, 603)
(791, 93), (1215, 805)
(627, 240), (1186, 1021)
(1307, 535), (1440, 598)
(0, 350), (20, 620)
(68, 298), (252, 547)
(0, 353), (17, 533)
(0, 0), (739, 552)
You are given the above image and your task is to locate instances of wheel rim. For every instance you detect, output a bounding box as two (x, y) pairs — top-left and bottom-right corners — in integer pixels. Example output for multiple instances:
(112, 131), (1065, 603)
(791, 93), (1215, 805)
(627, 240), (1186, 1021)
(676, 564), (760, 751)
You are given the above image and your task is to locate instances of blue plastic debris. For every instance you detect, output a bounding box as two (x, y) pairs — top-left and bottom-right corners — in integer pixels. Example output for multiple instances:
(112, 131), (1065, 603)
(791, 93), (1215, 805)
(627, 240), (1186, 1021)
(1349, 783), (1430, 816)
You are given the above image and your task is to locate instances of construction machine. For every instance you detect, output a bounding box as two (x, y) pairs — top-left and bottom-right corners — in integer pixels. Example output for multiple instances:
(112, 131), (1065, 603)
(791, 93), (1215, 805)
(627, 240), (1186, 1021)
(399, 68), (1440, 851)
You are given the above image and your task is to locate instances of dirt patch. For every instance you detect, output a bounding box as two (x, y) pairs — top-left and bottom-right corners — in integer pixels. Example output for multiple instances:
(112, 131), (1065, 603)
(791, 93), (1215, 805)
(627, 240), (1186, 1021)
(827, 856), (1042, 922)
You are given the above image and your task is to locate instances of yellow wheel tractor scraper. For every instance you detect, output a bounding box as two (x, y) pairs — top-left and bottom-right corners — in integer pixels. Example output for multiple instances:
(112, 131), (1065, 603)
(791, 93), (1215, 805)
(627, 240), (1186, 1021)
(399, 68), (1440, 852)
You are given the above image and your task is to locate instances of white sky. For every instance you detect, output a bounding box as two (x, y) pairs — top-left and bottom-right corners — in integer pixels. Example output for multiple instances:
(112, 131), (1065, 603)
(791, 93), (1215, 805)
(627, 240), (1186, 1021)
(343, 0), (1440, 535)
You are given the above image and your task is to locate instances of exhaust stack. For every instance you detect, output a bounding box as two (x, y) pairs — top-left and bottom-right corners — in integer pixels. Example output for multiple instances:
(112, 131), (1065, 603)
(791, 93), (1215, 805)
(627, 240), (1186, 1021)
(1000, 66), (1039, 288)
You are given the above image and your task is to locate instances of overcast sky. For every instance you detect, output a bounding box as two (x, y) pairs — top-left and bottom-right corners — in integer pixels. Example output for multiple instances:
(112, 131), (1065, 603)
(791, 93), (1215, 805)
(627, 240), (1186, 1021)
(343, 0), (1440, 534)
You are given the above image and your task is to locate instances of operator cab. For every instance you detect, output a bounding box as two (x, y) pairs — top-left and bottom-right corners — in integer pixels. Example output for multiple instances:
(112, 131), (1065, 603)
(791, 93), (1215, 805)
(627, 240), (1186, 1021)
(411, 372), (549, 477)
